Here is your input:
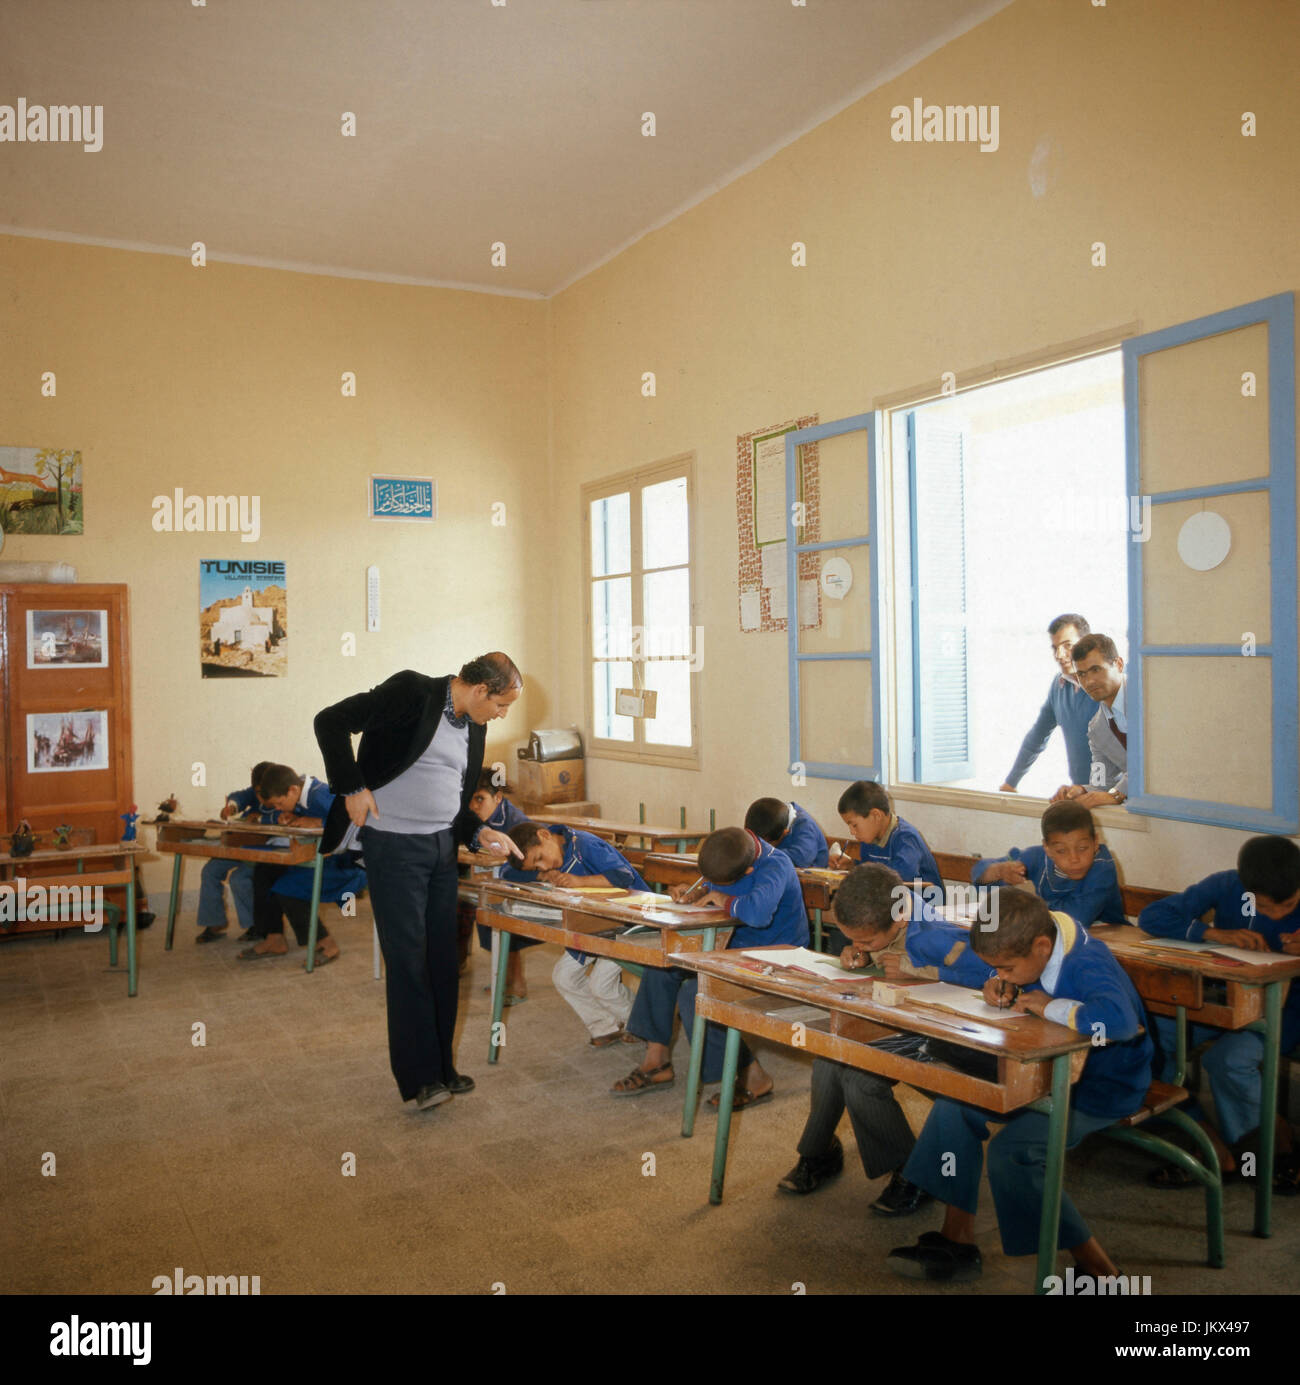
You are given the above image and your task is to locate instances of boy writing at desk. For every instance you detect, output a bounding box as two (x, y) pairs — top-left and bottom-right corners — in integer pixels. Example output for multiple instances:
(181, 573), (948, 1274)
(973, 800), (1125, 928)
(1138, 834), (1300, 1192)
(887, 890), (1152, 1284)
(778, 864), (991, 1214)
(744, 797), (829, 868)
(612, 825), (807, 1107)
(501, 822), (647, 1046)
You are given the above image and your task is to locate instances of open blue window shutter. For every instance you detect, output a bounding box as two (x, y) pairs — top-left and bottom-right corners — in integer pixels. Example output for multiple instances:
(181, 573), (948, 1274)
(784, 413), (881, 781)
(909, 412), (974, 782)
(1124, 291), (1297, 833)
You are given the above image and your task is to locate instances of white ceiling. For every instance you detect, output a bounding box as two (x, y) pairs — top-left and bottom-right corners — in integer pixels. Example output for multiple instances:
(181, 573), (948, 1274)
(0, 0), (1009, 297)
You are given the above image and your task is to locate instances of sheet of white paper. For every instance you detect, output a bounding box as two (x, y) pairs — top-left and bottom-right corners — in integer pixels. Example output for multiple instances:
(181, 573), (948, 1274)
(624, 892), (716, 914)
(739, 588), (761, 631)
(760, 541), (787, 613)
(741, 945), (873, 982)
(903, 981), (1028, 1021)
(1136, 938), (1295, 967)
(798, 577), (819, 629)
(764, 1004), (831, 1021)
(752, 433), (788, 545)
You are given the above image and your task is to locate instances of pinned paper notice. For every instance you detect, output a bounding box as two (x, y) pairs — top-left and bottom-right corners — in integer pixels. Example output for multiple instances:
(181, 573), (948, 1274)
(760, 541), (787, 613)
(820, 555), (852, 600)
(798, 577), (819, 629)
(739, 589), (761, 631)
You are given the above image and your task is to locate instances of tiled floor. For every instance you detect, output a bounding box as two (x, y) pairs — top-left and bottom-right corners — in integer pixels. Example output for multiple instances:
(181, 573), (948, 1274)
(2, 906), (1295, 1295)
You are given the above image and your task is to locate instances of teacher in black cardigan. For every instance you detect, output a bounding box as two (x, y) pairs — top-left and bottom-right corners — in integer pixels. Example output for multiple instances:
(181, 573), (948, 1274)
(315, 651), (523, 1110)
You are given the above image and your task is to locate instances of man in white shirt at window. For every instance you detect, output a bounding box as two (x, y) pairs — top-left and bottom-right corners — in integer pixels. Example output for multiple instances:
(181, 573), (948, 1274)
(1051, 633), (1127, 810)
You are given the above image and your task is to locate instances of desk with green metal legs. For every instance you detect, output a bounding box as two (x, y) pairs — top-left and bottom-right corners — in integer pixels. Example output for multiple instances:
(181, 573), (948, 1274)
(156, 819), (326, 967)
(477, 880), (731, 1130)
(1092, 923), (1300, 1238)
(671, 947), (1094, 1295)
(0, 841), (146, 996)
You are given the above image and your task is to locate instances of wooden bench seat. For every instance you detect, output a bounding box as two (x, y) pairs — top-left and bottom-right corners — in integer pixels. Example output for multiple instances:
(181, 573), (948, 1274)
(1116, 1080), (1189, 1128)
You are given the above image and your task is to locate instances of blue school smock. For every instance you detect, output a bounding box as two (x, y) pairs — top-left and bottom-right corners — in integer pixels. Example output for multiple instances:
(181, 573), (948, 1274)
(501, 827), (649, 961)
(1140, 870), (1300, 1032)
(973, 843), (1125, 927)
(1004, 675), (1097, 789)
(778, 802), (830, 868)
(857, 815), (942, 893)
(1023, 912), (1153, 1120)
(904, 892), (992, 988)
(708, 834), (809, 950)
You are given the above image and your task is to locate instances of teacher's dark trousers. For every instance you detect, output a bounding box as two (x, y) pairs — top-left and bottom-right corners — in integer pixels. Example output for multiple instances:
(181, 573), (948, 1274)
(360, 826), (460, 1100)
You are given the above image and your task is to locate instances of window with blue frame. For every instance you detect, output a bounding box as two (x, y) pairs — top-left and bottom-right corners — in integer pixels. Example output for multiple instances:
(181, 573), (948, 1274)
(783, 291), (1296, 833)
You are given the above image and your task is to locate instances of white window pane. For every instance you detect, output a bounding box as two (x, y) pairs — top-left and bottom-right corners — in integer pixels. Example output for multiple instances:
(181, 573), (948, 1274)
(644, 661), (692, 747)
(642, 476), (688, 570)
(591, 492), (631, 577)
(594, 661), (634, 741)
(592, 577), (632, 659)
(642, 568), (691, 657)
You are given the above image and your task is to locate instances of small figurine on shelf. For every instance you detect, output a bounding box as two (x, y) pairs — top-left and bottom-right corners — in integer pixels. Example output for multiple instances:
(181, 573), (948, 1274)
(120, 804), (140, 842)
(156, 794), (180, 823)
(52, 823), (74, 849)
(9, 820), (35, 857)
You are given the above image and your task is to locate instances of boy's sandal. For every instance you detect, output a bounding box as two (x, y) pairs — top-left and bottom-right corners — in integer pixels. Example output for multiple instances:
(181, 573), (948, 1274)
(502, 993), (527, 1007)
(1147, 1160), (1237, 1189)
(310, 946), (339, 969)
(237, 945), (287, 961)
(611, 1063), (674, 1096)
(1272, 1153), (1300, 1196)
(589, 1029), (626, 1047)
(708, 1086), (774, 1113)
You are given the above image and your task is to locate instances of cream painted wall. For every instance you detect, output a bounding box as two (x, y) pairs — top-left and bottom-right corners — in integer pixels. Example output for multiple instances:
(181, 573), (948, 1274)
(0, 234), (552, 896)
(547, 0), (1300, 890)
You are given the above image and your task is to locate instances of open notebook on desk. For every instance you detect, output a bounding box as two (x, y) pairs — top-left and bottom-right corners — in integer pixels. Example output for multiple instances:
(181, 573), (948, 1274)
(1135, 936), (1296, 967)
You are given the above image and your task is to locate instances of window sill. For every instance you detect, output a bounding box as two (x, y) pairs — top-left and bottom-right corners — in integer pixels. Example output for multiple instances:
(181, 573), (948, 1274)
(588, 746), (701, 773)
(889, 783), (1151, 833)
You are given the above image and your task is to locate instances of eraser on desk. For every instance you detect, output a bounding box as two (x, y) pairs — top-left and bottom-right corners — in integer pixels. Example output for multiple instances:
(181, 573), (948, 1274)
(873, 979), (909, 1006)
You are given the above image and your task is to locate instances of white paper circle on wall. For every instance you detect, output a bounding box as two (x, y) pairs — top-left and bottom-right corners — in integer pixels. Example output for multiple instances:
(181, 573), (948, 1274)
(1177, 511), (1231, 571)
(820, 556), (853, 600)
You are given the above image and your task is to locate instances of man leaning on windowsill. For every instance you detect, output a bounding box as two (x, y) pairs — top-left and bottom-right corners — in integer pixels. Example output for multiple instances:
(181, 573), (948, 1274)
(1050, 633), (1128, 811)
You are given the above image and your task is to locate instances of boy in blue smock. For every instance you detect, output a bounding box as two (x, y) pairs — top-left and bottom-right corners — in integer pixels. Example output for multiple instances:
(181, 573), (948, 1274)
(502, 821), (647, 1045)
(778, 864), (992, 1215)
(744, 797), (830, 868)
(467, 772), (535, 999)
(611, 826), (808, 1107)
(238, 763), (363, 967)
(194, 760), (273, 943)
(886, 890), (1152, 1284)
(1139, 834), (1300, 1193)
(973, 800), (1125, 928)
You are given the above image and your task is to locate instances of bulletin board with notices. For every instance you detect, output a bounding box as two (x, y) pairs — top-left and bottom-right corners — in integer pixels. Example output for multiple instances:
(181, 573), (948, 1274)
(735, 416), (823, 634)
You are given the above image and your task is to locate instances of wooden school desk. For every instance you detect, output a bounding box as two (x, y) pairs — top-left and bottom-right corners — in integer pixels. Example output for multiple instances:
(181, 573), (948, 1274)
(0, 841), (147, 996)
(476, 878), (730, 1128)
(639, 850), (840, 949)
(155, 819), (330, 969)
(672, 946), (1093, 1294)
(1091, 922), (1300, 1237)
(531, 813), (707, 855)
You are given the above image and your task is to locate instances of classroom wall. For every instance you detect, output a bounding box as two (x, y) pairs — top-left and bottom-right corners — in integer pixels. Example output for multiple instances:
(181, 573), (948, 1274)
(0, 234), (552, 896)
(546, 0), (1300, 888)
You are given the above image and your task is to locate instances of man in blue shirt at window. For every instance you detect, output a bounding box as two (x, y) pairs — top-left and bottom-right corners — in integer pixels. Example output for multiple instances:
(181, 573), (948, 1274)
(1000, 614), (1096, 794)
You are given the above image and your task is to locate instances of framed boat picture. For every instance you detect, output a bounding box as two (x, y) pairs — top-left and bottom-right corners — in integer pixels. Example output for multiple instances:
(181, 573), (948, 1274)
(26, 609), (109, 668)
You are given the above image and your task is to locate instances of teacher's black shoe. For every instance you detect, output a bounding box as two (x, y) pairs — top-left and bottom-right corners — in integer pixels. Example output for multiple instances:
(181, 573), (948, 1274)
(414, 1083), (452, 1110)
(447, 1072), (476, 1095)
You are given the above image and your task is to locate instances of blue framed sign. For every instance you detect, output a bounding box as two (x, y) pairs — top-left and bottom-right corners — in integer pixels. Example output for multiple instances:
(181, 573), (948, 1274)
(369, 475), (436, 522)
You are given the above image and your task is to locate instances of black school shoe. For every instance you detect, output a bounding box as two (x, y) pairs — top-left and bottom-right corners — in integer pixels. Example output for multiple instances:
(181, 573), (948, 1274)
(887, 1231), (982, 1283)
(777, 1135), (844, 1194)
(447, 1072), (476, 1095)
(871, 1171), (934, 1217)
(414, 1083), (452, 1110)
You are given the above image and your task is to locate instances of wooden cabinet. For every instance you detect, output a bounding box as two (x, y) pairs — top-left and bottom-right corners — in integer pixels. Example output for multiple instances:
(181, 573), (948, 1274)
(0, 584), (133, 845)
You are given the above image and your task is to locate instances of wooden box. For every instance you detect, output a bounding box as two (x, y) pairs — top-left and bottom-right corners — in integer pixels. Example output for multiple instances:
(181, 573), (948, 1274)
(514, 757), (585, 804)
